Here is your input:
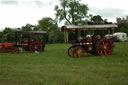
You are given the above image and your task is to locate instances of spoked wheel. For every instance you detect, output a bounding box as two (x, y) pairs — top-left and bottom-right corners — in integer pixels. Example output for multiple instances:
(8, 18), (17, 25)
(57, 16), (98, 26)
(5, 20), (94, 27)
(96, 39), (113, 56)
(68, 46), (74, 56)
(73, 46), (84, 58)
(29, 42), (42, 53)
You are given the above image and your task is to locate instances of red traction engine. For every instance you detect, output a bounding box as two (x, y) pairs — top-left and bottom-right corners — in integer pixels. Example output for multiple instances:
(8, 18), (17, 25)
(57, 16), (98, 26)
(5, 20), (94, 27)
(61, 24), (118, 58)
(14, 31), (47, 53)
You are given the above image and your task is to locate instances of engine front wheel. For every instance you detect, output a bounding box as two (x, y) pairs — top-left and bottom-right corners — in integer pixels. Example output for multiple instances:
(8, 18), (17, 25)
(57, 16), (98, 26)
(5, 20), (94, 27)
(73, 46), (84, 58)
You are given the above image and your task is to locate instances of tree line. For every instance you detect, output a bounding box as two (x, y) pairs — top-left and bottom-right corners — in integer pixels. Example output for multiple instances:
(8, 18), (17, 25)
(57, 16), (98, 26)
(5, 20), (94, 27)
(0, 17), (64, 43)
(0, 0), (128, 43)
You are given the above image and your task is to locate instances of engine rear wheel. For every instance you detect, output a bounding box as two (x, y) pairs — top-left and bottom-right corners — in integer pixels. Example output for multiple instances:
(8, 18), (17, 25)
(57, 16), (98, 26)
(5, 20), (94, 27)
(73, 46), (84, 58)
(29, 42), (42, 53)
(96, 39), (113, 56)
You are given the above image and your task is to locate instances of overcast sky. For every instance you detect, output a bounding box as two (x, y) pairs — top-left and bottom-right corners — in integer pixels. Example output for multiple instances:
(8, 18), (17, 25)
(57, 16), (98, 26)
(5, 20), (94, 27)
(0, 0), (128, 30)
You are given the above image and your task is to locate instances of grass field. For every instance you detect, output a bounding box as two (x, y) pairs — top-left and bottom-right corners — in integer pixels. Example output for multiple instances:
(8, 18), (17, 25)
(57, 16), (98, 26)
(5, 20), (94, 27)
(0, 42), (128, 85)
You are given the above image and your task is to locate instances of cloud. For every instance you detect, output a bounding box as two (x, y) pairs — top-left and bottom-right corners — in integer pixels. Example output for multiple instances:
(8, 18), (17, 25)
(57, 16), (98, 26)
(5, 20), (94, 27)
(0, 0), (44, 7)
(89, 7), (127, 18)
(83, 0), (128, 22)
(33, 1), (44, 7)
(0, 0), (58, 8)
(88, 7), (128, 22)
(0, 0), (18, 5)
(0, 0), (57, 29)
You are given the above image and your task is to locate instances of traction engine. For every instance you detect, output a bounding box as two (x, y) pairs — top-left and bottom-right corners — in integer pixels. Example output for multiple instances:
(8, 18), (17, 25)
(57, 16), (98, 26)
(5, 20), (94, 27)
(14, 30), (47, 53)
(61, 24), (118, 58)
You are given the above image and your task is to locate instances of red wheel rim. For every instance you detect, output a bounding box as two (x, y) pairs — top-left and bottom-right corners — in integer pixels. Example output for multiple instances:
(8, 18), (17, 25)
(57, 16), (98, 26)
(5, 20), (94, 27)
(29, 42), (42, 53)
(73, 47), (84, 58)
(97, 39), (113, 56)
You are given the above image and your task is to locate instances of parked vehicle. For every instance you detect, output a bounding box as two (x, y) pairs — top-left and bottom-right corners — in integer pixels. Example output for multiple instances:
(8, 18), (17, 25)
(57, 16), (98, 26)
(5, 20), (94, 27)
(61, 24), (118, 58)
(113, 32), (128, 42)
(14, 30), (47, 53)
(0, 30), (47, 53)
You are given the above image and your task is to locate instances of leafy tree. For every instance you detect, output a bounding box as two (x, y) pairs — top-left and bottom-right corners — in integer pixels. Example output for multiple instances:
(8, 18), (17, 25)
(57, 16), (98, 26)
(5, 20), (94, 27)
(37, 17), (58, 32)
(90, 15), (113, 24)
(49, 30), (64, 43)
(117, 23), (128, 34)
(90, 15), (103, 22)
(21, 23), (33, 31)
(54, 0), (89, 25)
(0, 31), (3, 42)
(103, 19), (113, 24)
(2, 27), (15, 42)
(37, 17), (64, 43)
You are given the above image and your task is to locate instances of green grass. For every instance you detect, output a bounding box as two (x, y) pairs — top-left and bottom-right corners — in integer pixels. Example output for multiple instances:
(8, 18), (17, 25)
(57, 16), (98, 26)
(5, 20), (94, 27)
(0, 42), (128, 85)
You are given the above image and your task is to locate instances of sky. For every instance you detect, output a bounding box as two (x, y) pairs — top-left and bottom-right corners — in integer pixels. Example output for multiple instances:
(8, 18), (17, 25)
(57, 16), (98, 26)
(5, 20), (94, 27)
(0, 0), (128, 30)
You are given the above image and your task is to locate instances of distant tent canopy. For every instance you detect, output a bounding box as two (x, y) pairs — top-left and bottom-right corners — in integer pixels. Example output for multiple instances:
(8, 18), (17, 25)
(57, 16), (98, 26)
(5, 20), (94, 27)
(61, 24), (117, 31)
